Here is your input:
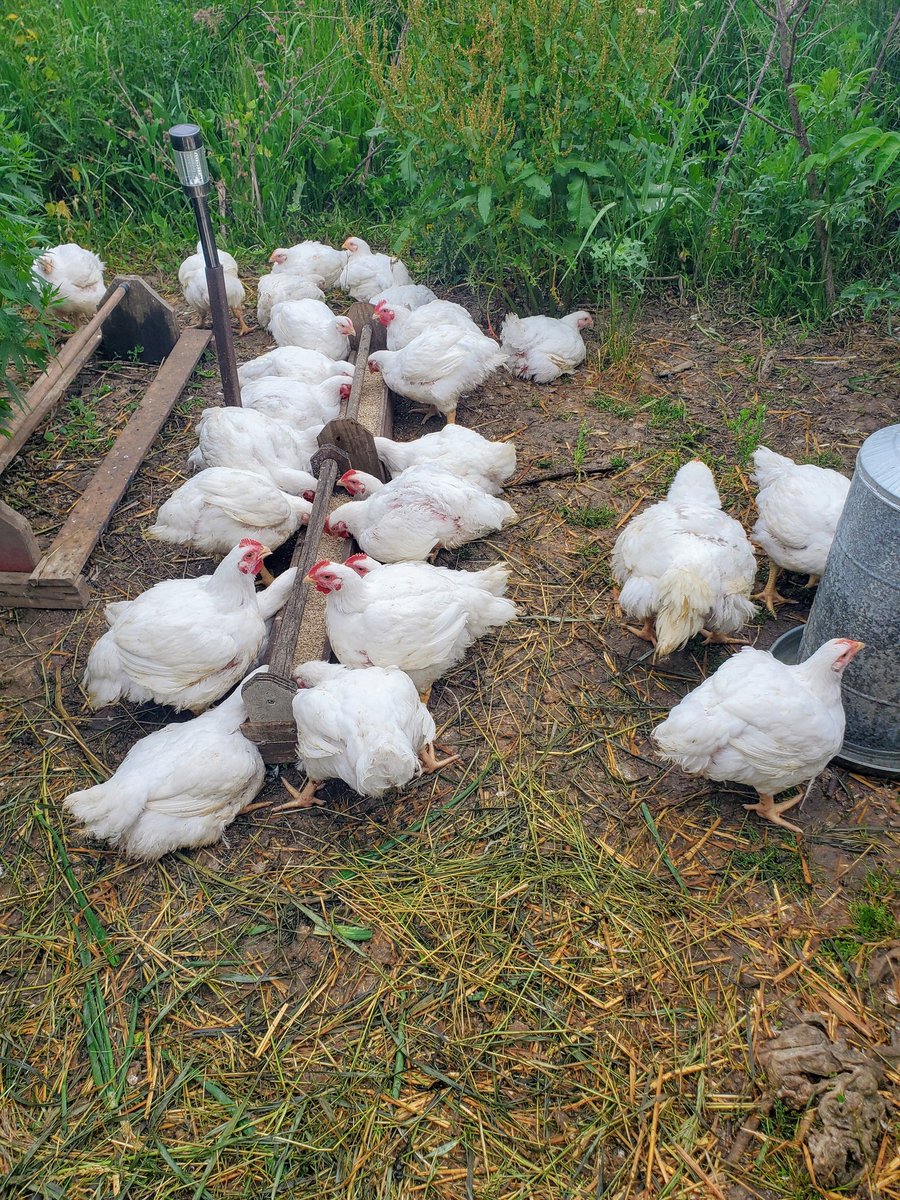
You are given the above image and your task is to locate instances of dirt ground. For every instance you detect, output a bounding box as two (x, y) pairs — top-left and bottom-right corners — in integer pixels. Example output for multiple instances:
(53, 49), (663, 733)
(0, 288), (897, 1199)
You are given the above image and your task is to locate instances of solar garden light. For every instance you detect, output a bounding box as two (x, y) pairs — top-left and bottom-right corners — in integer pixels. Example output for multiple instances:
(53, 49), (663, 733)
(168, 122), (241, 406)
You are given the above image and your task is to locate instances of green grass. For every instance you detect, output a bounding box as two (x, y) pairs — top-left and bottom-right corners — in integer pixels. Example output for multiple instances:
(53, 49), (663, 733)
(849, 899), (898, 941)
(645, 396), (688, 427)
(730, 845), (808, 893)
(572, 420), (590, 475)
(559, 503), (617, 529)
(588, 394), (636, 418)
(726, 402), (768, 464)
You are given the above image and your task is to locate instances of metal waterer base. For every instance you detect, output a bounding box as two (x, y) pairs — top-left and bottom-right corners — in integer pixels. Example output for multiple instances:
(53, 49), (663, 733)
(770, 627), (900, 779)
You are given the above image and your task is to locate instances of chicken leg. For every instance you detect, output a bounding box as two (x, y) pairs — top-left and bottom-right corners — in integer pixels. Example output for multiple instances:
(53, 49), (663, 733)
(276, 776), (325, 811)
(418, 742), (460, 773)
(418, 685), (433, 706)
(233, 306), (252, 336)
(701, 628), (749, 647)
(803, 574), (820, 589)
(625, 616), (657, 645)
(445, 408), (457, 425)
(743, 791), (804, 834)
(753, 562), (796, 616)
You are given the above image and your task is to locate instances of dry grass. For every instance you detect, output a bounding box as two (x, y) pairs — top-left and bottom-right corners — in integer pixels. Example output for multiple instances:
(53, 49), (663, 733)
(1, 303), (898, 1198)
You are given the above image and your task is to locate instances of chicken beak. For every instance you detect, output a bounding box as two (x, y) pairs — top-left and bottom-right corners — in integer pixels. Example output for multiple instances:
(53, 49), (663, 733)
(267, 251), (277, 263)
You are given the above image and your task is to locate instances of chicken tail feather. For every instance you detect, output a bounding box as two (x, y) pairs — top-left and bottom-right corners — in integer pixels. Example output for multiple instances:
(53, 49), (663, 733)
(654, 565), (716, 657)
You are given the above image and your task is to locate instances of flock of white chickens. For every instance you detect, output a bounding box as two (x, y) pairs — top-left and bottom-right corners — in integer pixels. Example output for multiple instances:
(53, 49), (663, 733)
(33, 239), (860, 858)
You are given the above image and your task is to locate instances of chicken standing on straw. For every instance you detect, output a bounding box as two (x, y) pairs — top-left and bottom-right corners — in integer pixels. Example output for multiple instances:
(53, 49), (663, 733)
(750, 446), (851, 614)
(653, 638), (864, 832)
(281, 661), (459, 811)
(611, 460), (758, 655)
(65, 670), (267, 860)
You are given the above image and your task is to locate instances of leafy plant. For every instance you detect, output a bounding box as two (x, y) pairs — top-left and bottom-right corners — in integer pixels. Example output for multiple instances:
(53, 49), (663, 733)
(0, 116), (52, 431)
(726, 402), (767, 464)
(559, 503), (616, 529)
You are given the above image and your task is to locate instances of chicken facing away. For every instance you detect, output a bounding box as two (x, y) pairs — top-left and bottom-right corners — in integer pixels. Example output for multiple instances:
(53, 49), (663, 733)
(375, 300), (478, 351)
(256, 272), (325, 327)
(327, 464), (517, 562)
(283, 661), (457, 810)
(338, 236), (412, 301)
(370, 284), (437, 311)
(268, 299), (355, 360)
(238, 346), (354, 387)
(368, 328), (507, 425)
(188, 407), (319, 497)
(64, 671), (266, 860)
(307, 559), (516, 699)
(501, 311), (593, 383)
(32, 243), (106, 318)
(179, 243), (250, 335)
(240, 375), (349, 429)
(612, 460), (758, 656)
(83, 540), (283, 713)
(653, 638), (864, 832)
(750, 446), (851, 615)
(147, 467), (312, 557)
(374, 425), (516, 495)
(268, 241), (348, 288)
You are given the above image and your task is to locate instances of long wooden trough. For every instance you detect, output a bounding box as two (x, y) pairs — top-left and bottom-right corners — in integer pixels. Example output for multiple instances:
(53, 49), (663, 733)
(241, 302), (391, 762)
(0, 277), (210, 609)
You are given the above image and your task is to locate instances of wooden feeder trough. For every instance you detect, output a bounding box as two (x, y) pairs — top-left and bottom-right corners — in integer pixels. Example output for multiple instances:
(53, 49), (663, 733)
(0, 277), (211, 609)
(241, 303), (391, 762)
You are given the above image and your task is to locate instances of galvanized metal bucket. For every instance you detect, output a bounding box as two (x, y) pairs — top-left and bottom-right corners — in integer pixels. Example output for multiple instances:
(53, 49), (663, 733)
(772, 423), (900, 777)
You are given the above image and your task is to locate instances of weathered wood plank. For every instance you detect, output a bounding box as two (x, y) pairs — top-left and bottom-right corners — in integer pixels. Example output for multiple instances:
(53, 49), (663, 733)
(31, 328), (211, 585)
(100, 275), (180, 364)
(0, 500), (41, 573)
(0, 285), (128, 476)
(0, 572), (89, 610)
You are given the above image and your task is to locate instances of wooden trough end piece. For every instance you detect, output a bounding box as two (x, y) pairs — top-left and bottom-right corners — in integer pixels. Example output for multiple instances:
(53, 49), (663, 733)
(0, 326), (211, 610)
(241, 320), (392, 762)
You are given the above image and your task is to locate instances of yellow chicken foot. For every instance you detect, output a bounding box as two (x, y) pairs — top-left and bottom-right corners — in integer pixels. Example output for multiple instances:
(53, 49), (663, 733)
(233, 306), (252, 336)
(625, 617), (657, 645)
(803, 574), (820, 589)
(743, 791), (804, 834)
(445, 408), (457, 425)
(752, 562), (795, 616)
(275, 776), (325, 812)
(418, 685), (433, 706)
(700, 628), (749, 646)
(418, 742), (460, 773)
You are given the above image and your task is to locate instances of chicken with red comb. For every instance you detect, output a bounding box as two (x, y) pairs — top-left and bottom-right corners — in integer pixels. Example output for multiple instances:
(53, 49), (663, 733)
(653, 638), (864, 832)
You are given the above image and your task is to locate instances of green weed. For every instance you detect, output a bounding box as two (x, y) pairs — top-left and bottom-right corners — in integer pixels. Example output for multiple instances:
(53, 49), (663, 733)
(731, 845), (807, 892)
(849, 900), (897, 942)
(727, 402), (767, 464)
(588, 394), (636, 419)
(559, 504), (616, 529)
(572, 421), (589, 475)
(646, 396), (688, 427)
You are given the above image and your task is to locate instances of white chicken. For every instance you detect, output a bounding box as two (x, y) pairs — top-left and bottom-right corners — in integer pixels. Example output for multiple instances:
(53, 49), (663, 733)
(188, 407), (319, 497)
(32, 243), (106, 318)
(281, 661), (458, 810)
(147, 468), (312, 557)
(238, 346), (354, 387)
(750, 446), (851, 615)
(83, 540), (283, 713)
(240, 375), (349, 429)
(179, 243), (250, 335)
(307, 558), (516, 699)
(501, 311), (593, 383)
(256, 272), (325, 328)
(64, 671), (266, 860)
(338, 236), (412, 301)
(375, 300), (479, 351)
(368, 328), (507, 425)
(326, 464), (517, 562)
(268, 298), (355, 360)
(268, 240), (347, 288)
(370, 284), (437, 311)
(652, 638), (864, 832)
(611, 460), (758, 656)
(374, 425), (516, 495)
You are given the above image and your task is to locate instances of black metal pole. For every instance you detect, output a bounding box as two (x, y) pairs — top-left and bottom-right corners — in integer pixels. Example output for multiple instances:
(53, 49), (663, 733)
(169, 122), (242, 408)
(191, 194), (242, 407)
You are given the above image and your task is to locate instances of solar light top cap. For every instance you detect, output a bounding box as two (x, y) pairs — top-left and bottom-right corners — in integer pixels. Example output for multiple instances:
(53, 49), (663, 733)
(169, 124), (204, 152)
